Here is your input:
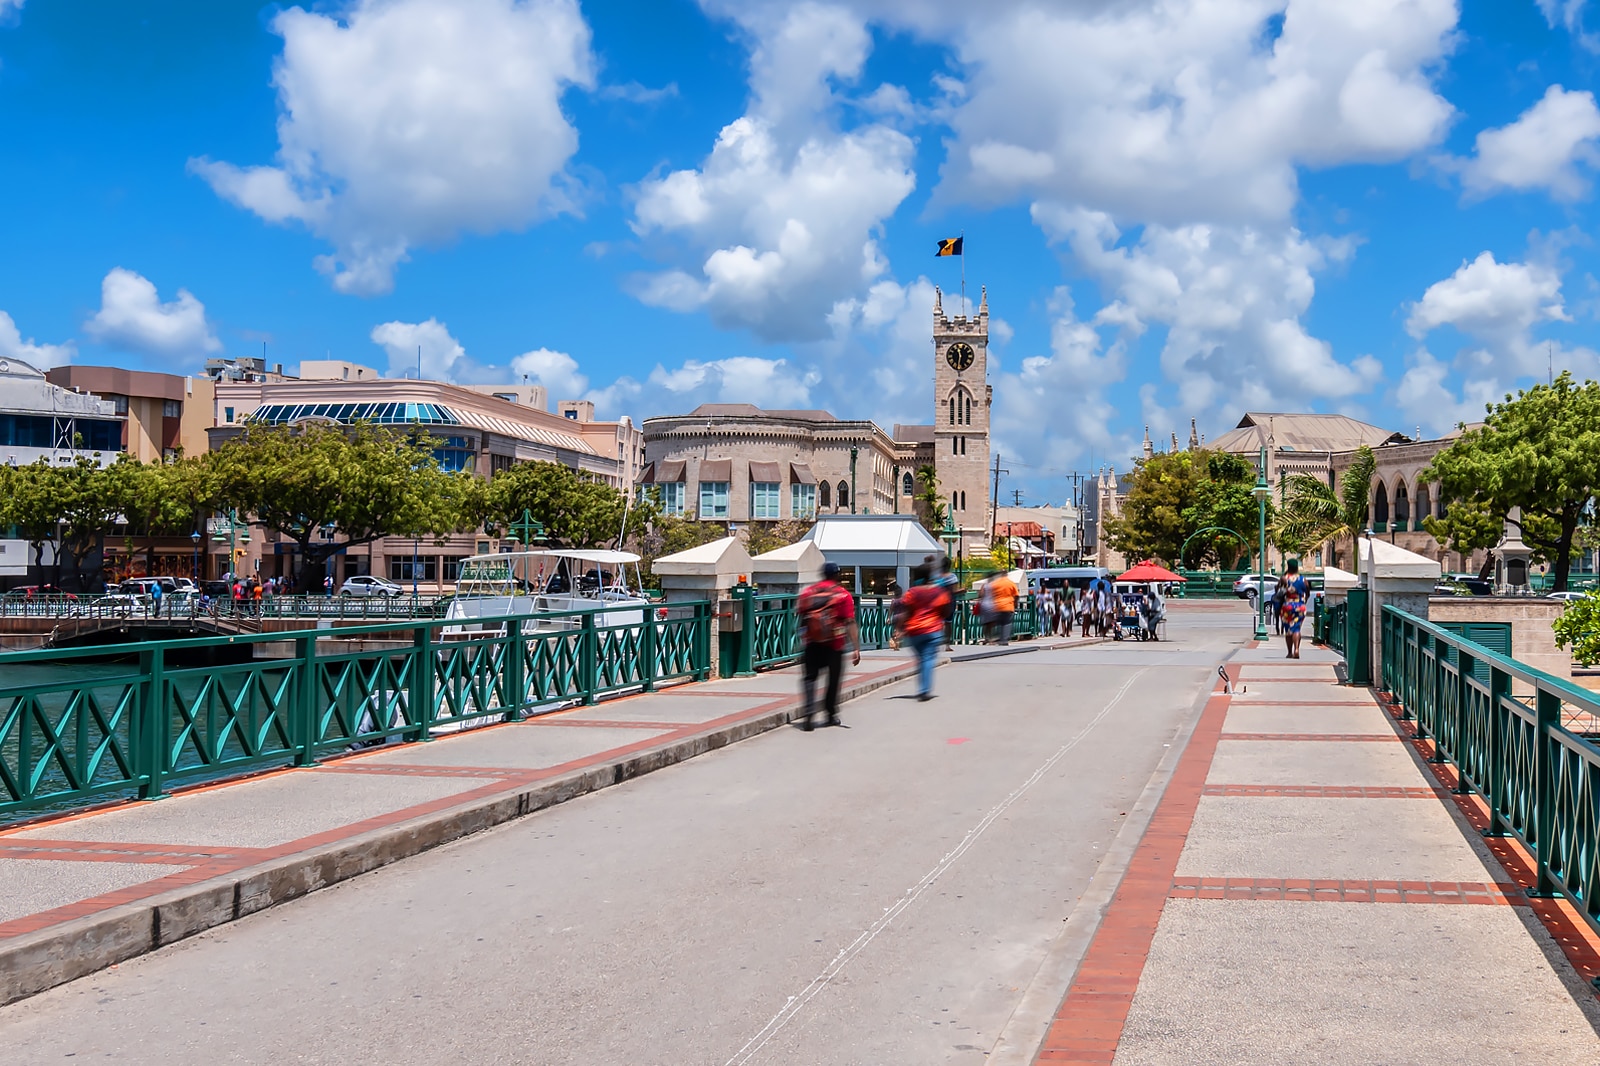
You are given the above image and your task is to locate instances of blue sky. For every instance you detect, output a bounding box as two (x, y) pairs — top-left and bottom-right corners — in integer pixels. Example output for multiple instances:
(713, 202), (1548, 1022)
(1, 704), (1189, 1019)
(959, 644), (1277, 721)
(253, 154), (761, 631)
(2, 0), (1599, 499)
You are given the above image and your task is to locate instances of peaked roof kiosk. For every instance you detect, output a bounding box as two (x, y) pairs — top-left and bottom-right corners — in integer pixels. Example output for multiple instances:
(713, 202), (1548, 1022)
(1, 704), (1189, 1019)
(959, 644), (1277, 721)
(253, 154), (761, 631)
(798, 514), (947, 594)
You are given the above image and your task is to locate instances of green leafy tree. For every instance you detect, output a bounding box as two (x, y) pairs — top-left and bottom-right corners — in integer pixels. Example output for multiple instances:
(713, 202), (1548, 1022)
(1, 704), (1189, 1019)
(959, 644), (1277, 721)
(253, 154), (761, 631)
(210, 422), (474, 594)
(1423, 372), (1600, 592)
(52, 457), (124, 591)
(1270, 445), (1375, 573)
(744, 518), (811, 557)
(1554, 594), (1600, 666)
(1105, 449), (1269, 568)
(0, 461), (63, 568)
(483, 461), (650, 548)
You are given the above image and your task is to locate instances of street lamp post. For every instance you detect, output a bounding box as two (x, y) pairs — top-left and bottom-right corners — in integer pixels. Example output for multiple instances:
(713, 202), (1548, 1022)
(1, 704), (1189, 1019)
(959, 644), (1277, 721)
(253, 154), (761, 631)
(849, 445), (859, 515)
(190, 531), (200, 585)
(1252, 445), (1271, 641)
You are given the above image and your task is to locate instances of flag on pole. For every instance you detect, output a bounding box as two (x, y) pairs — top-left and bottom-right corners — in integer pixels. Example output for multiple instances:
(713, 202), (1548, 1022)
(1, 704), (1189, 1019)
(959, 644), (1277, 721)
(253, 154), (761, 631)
(935, 237), (963, 257)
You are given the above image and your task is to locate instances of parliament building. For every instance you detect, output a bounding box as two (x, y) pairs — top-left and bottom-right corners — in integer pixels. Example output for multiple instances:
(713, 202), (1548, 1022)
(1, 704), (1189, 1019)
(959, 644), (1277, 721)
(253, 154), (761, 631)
(639, 286), (995, 554)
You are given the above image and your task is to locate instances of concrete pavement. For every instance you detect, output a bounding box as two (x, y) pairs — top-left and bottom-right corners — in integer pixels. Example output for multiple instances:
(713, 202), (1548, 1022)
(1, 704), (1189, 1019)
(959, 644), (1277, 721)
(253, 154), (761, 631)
(0, 617), (1226, 1063)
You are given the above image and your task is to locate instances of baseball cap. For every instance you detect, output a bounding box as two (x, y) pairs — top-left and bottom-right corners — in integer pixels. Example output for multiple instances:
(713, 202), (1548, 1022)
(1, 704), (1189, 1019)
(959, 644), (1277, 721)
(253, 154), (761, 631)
(822, 562), (841, 580)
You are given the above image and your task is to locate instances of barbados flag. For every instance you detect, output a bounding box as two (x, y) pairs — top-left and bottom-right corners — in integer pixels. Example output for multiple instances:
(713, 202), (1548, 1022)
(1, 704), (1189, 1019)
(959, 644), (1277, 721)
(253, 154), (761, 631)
(935, 237), (963, 257)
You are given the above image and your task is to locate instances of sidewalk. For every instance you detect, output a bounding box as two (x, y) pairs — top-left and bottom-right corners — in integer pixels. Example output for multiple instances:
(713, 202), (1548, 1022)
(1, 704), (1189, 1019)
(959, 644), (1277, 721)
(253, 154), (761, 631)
(1033, 642), (1600, 1064)
(0, 649), (930, 1005)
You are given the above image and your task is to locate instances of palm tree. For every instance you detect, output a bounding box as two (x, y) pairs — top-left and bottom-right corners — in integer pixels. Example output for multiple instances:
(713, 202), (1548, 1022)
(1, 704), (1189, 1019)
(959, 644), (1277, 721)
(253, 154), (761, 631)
(1270, 445), (1376, 573)
(913, 464), (947, 533)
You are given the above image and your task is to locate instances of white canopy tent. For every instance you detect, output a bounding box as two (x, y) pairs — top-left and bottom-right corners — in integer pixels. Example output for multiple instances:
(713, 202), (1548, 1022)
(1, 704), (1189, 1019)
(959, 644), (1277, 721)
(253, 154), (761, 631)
(799, 514), (947, 593)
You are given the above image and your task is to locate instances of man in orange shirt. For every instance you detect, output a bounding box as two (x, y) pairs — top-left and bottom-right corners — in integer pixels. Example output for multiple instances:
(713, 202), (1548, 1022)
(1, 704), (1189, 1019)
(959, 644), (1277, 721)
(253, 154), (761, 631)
(894, 564), (953, 701)
(988, 571), (1019, 646)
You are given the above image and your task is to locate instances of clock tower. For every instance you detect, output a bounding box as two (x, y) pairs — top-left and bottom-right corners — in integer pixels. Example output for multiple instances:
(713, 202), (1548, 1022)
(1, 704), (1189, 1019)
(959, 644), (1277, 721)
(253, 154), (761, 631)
(933, 285), (991, 555)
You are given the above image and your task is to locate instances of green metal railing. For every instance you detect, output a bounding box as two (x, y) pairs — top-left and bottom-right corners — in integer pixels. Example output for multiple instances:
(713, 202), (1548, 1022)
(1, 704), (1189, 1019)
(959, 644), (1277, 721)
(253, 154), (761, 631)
(1325, 590), (1370, 685)
(1173, 570), (1251, 599)
(0, 602), (712, 822)
(0, 594), (449, 621)
(744, 590), (1042, 672)
(1380, 605), (1600, 941)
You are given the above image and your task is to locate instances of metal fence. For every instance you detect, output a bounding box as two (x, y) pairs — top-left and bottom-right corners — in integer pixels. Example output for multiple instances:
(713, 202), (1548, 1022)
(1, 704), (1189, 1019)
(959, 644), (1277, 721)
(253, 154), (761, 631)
(0, 602), (712, 822)
(1380, 605), (1600, 941)
(744, 590), (1042, 672)
(0, 594), (449, 621)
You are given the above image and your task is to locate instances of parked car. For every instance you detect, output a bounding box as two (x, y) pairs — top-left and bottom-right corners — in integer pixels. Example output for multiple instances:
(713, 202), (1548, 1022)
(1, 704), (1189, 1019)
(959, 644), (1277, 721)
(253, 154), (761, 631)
(1433, 573), (1493, 596)
(2, 584), (76, 600)
(339, 574), (406, 598)
(119, 577), (178, 596)
(1549, 591), (1589, 602)
(201, 579), (234, 597)
(1233, 574), (1279, 608)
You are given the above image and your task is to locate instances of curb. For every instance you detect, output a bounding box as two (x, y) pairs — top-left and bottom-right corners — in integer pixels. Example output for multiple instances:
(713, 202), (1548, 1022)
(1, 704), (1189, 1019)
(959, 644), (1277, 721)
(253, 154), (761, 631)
(949, 636), (1110, 664)
(0, 661), (919, 1007)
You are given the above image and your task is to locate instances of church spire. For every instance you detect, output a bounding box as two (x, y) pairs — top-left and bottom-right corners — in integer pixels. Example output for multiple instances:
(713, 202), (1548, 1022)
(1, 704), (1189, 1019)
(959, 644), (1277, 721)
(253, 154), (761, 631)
(933, 286), (943, 317)
(979, 285), (988, 316)
(1188, 417), (1199, 451)
(1171, 431), (1179, 453)
(1142, 425), (1153, 460)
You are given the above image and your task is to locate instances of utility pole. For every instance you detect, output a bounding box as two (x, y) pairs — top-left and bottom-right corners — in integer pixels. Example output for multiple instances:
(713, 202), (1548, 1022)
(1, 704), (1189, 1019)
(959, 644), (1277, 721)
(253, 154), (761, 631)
(990, 453), (1008, 549)
(1011, 488), (1025, 506)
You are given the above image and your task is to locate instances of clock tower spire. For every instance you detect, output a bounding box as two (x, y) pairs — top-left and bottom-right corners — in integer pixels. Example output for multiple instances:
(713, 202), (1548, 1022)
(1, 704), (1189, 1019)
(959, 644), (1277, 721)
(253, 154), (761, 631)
(933, 283), (991, 555)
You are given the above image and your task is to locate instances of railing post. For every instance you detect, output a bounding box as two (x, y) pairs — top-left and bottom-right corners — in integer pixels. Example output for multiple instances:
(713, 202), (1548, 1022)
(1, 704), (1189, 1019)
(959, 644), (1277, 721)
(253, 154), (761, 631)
(295, 633), (319, 766)
(409, 623), (435, 742)
(505, 618), (525, 721)
(581, 609), (598, 705)
(1483, 665), (1511, 836)
(697, 601), (713, 680)
(138, 645), (168, 801)
(733, 583), (756, 677)
(642, 605), (658, 693)
(1531, 687), (1562, 898)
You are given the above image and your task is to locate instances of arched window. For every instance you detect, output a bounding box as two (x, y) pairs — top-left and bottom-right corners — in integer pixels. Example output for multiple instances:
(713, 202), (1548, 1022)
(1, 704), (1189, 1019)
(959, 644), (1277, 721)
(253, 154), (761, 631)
(819, 480), (831, 509)
(963, 393), (971, 425)
(951, 493), (959, 512)
(1373, 480), (1389, 526)
(1394, 482), (1410, 530)
(903, 472), (914, 495)
(837, 480), (850, 509)
(1415, 483), (1431, 527)
(961, 491), (967, 510)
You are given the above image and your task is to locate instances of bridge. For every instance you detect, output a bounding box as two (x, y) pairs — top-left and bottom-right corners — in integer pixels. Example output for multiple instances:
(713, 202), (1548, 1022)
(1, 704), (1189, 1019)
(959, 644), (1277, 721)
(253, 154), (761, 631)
(1, 601), (1599, 1062)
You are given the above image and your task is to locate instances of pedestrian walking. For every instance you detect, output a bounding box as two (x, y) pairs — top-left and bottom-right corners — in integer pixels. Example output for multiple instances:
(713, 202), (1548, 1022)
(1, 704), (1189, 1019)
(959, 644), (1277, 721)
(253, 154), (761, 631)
(894, 563), (953, 701)
(797, 562), (860, 730)
(988, 569), (1018, 646)
(1279, 558), (1310, 659)
(931, 555), (961, 649)
(149, 580), (163, 618)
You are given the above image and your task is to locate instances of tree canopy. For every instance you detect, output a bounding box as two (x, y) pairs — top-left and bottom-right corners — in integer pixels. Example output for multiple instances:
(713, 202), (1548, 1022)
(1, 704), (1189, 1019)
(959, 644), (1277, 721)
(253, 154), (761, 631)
(1270, 445), (1375, 571)
(483, 460), (650, 549)
(1103, 449), (1267, 568)
(1422, 372), (1600, 592)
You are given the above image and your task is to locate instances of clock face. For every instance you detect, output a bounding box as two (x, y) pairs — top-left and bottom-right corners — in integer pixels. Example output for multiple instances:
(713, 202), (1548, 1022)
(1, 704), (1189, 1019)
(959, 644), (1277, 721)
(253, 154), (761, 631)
(946, 342), (975, 371)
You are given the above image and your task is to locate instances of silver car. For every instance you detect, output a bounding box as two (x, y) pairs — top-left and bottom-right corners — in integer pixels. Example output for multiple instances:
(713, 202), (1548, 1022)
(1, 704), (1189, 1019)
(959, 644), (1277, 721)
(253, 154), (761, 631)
(339, 575), (406, 598)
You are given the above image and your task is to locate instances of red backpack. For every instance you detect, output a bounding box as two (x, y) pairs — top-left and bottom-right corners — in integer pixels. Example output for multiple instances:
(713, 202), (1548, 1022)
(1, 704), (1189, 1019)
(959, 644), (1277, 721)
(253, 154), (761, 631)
(799, 582), (848, 646)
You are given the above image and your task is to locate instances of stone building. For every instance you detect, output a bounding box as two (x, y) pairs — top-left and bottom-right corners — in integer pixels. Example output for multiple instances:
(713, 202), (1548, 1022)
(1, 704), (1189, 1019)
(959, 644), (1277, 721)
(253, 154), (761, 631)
(47, 364), (215, 462)
(639, 284), (996, 555)
(638, 405), (928, 525)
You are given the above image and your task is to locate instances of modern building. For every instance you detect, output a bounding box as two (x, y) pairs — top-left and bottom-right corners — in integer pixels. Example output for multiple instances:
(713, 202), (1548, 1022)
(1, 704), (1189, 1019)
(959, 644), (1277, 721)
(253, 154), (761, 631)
(207, 364), (645, 589)
(993, 502), (1085, 562)
(46, 365), (215, 462)
(640, 284), (996, 555)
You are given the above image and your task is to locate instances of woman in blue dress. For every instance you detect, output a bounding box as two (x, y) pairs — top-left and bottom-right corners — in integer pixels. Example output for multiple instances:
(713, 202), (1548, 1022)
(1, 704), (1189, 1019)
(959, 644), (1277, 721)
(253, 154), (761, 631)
(1279, 558), (1310, 659)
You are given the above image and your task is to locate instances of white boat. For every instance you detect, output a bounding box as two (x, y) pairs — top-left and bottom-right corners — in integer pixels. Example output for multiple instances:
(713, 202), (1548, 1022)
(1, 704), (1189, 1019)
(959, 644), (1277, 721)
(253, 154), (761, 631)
(445, 548), (651, 631)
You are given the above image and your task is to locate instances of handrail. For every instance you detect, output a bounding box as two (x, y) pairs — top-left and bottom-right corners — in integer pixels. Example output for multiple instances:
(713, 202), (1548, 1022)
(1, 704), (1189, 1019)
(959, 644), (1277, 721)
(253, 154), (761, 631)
(0, 600), (716, 822)
(1379, 604), (1600, 942)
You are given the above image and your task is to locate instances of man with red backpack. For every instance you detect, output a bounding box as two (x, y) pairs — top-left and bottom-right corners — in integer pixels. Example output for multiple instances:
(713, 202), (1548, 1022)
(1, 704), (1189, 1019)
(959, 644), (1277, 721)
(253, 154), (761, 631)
(797, 562), (860, 730)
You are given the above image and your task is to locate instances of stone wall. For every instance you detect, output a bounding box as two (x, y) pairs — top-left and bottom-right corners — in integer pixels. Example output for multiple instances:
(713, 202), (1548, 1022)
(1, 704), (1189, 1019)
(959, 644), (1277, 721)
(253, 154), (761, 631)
(1427, 596), (1571, 682)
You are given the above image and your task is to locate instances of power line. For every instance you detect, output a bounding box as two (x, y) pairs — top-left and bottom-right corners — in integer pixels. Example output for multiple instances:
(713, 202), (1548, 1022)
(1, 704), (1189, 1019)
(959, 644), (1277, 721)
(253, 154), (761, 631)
(1010, 489), (1025, 506)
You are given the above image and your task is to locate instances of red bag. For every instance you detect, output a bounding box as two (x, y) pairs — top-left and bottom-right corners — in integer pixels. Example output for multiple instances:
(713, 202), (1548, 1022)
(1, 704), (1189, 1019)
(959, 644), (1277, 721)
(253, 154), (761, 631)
(799, 584), (848, 646)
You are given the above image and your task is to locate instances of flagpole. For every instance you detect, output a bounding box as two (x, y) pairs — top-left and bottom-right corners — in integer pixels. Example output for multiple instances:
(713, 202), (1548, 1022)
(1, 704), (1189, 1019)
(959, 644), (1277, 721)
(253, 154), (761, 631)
(960, 229), (967, 315)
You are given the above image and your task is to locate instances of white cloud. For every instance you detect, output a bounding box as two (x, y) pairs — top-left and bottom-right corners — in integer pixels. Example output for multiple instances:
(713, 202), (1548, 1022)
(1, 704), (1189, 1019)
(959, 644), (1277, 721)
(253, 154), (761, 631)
(369, 318), (472, 381)
(0, 310), (74, 370)
(1405, 251), (1568, 371)
(1457, 85), (1600, 201)
(646, 355), (818, 409)
(1033, 206), (1381, 426)
(84, 268), (221, 358)
(192, 0), (595, 295)
(1397, 251), (1600, 432)
(0, 0), (24, 20)
(1538, 0), (1600, 51)
(629, 3), (915, 341)
(509, 347), (590, 401)
(880, 0), (1460, 225)
(597, 81), (678, 105)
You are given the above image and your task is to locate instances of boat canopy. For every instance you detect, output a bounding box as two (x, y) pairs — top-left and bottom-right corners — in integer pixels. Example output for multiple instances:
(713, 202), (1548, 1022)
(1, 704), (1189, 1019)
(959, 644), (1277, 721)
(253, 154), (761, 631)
(467, 548), (640, 566)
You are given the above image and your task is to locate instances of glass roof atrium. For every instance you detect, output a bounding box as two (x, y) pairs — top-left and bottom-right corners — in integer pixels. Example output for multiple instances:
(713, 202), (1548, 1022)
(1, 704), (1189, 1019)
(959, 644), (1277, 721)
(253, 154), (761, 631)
(249, 402), (461, 426)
